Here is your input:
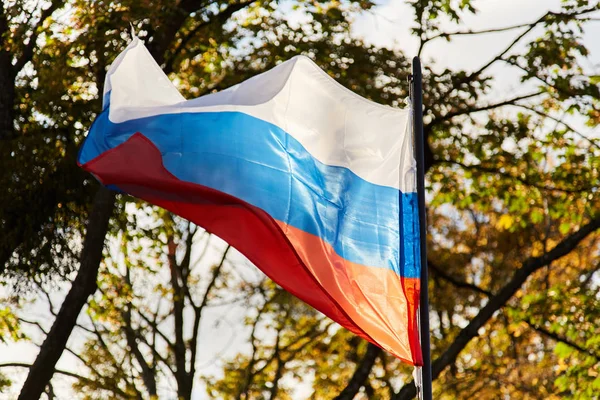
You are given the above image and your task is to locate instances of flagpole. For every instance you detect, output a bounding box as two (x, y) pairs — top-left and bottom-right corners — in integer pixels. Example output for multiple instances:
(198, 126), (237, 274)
(411, 56), (433, 400)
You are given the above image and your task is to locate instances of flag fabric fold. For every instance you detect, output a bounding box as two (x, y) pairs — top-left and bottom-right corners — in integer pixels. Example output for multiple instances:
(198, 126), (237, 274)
(78, 37), (422, 365)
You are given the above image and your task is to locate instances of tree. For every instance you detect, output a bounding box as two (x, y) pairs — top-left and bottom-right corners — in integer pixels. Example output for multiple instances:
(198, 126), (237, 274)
(2, 0), (396, 398)
(63, 208), (259, 400)
(211, 1), (600, 398)
(1, 0), (599, 399)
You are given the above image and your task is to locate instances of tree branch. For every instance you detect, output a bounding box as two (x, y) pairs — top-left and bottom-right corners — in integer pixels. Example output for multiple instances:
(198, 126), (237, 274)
(164, 0), (258, 75)
(0, 2), (9, 39)
(426, 21), (539, 42)
(333, 343), (382, 400)
(440, 159), (593, 193)
(432, 92), (542, 125)
(250, 319), (333, 377)
(86, 313), (128, 374)
(454, 6), (599, 86)
(17, 317), (48, 335)
(198, 245), (231, 313)
(146, 0), (214, 65)
(394, 215), (600, 400)
(432, 261), (600, 361)
(428, 262), (492, 297)
(135, 308), (176, 351)
(135, 330), (176, 376)
(267, 311), (288, 400)
(465, 21), (543, 82)
(18, 187), (115, 400)
(0, 363), (89, 383)
(236, 288), (275, 400)
(525, 321), (600, 361)
(1, 363), (130, 398)
(166, 231), (189, 398)
(123, 266), (158, 397)
(513, 104), (600, 151)
(179, 222), (196, 298)
(189, 245), (230, 381)
(501, 57), (598, 103)
(13, 1), (63, 74)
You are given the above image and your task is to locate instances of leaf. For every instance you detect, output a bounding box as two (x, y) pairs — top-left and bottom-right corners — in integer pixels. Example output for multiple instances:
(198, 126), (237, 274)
(589, 75), (600, 85)
(559, 222), (571, 235)
(531, 209), (544, 224)
(554, 342), (575, 358)
(498, 214), (514, 230)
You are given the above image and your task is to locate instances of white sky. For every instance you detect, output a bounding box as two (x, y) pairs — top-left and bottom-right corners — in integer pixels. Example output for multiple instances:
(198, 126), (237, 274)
(1, 0), (599, 399)
(354, 0), (600, 72)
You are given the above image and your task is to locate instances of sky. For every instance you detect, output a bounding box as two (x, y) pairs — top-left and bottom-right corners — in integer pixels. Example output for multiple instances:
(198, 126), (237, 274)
(354, 0), (600, 72)
(1, 0), (599, 399)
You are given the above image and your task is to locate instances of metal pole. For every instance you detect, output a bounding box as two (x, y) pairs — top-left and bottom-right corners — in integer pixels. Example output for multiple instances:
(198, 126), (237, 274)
(411, 56), (433, 400)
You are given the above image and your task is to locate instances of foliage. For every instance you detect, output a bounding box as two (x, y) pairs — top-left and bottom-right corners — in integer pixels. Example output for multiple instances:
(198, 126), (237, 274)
(0, 0), (599, 399)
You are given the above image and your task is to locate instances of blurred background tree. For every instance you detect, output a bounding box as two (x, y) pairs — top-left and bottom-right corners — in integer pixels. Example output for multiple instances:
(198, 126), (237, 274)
(0, 0), (599, 399)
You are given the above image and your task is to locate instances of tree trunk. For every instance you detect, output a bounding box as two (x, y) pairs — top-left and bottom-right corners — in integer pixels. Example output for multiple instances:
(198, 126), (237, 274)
(0, 54), (15, 140)
(18, 186), (115, 400)
(15, 6), (194, 396)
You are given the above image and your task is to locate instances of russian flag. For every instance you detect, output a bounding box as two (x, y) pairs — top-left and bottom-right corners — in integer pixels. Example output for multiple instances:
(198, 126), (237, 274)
(78, 37), (422, 365)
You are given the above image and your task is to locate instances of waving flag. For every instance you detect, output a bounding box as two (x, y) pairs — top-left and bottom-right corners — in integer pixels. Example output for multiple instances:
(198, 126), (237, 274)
(78, 37), (422, 365)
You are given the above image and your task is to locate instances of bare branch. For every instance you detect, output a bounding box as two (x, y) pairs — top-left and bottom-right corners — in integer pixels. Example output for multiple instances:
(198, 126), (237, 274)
(135, 309), (176, 351)
(0, 362), (89, 382)
(251, 320), (333, 377)
(513, 104), (600, 151)
(0, 363), (130, 398)
(463, 24), (540, 81)
(58, 318), (129, 387)
(525, 321), (600, 360)
(85, 306), (128, 373)
(198, 246), (231, 313)
(428, 262), (492, 297)
(426, 22), (538, 42)
(501, 57), (598, 102)
(165, 228), (188, 396)
(267, 310), (288, 400)
(432, 92), (542, 125)
(180, 221), (195, 284)
(454, 6), (600, 84)
(122, 265), (158, 397)
(236, 290), (274, 400)
(440, 159), (594, 193)
(189, 245), (231, 380)
(135, 330), (176, 376)
(192, 231), (212, 269)
(123, 308), (158, 397)
(18, 317), (48, 335)
(33, 278), (57, 317)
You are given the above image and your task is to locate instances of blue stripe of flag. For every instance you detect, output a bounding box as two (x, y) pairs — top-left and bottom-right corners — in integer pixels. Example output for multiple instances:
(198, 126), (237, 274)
(79, 109), (420, 278)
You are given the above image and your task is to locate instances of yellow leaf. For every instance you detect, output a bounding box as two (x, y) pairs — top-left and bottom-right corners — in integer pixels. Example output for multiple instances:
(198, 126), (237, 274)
(498, 214), (513, 230)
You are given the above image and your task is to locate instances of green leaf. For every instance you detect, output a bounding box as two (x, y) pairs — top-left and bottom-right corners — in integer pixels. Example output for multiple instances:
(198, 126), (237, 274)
(554, 342), (575, 358)
(531, 209), (544, 224)
(589, 75), (600, 85)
